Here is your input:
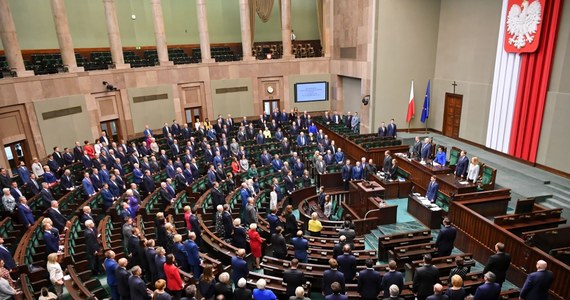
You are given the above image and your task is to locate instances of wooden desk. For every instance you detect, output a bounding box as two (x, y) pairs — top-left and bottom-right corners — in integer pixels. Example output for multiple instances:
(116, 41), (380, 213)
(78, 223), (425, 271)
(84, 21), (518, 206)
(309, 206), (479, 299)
(395, 155), (452, 194)
(407, 194), (443, 229)
(370, 173), (412, 199)
(367, 197), (397, 224)
(435, 173), (478, 195)
(348, 181), (385, 217)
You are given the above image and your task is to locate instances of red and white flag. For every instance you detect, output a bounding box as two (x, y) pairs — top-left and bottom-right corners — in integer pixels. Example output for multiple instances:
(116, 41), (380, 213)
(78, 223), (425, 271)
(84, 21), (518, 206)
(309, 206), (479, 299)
(406, 81), (415, 123)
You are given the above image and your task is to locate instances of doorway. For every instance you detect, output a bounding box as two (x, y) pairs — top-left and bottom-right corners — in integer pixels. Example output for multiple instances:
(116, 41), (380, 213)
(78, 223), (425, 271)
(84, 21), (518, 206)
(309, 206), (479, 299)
(263, 100), (280, 114)
(100, 119), (122, 142)
(4, 141), (30, 174)
(185, 107), (203, 124)
(443, 93), (463, 138)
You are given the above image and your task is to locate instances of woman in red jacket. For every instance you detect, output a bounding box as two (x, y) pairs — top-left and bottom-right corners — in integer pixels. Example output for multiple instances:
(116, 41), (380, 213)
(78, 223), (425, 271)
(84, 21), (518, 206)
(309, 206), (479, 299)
(248, 223), (264, 269)
(163, 254), (184, 299)
(231, 156), (241, 175)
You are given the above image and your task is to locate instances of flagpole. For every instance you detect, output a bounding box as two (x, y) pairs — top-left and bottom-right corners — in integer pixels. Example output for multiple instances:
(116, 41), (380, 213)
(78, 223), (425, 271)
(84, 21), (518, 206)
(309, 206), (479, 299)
(425, 118), (428, 134)
(408, 121), (410, 133)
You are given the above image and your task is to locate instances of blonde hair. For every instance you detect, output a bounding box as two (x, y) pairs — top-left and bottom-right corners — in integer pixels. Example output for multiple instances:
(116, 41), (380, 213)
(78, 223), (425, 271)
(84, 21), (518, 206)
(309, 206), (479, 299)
(47, 253), (58, 264)
(184, 205), (191, 212)
(155, 279), (166, 290)
(451, 274), (463, 288)
(173, 234), (182, 243)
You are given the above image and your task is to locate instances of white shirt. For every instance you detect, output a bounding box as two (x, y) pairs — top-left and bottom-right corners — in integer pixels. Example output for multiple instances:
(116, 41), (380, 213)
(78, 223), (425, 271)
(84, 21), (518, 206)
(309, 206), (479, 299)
(467, 163), (480, 181)
(270, 191), (278, 210)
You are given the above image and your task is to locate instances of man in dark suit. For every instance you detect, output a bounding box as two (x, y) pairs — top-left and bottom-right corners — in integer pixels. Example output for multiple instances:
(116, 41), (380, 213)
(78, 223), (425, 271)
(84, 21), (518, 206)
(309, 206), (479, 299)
(420, 138), (432, 161)
(322, 258), (345, 296)
(412, 254), (440, 300)
(142, 170), (155, 196)
(59, 169), (74, 191)
(426, 176), (439, 203)
(48, 200), (70, 233)
(231, 249), (249, 286)
(291, 231), (309, 263)
(84, 219), (101, 275)
(129, 266), (150, 300)
(358, 259), (381, 300)
(189, 207), (202, 246)
(426, 284), (448, 300)
(454, 150), (469, 178)
(341, 160), (351, 191)
(520, 260), (553, 300)
(159, 182), (173, 212)
(387, 119), (397, 137)
(473, 272), (501, 300)
(337, 244), (357, 283)
(43, 223), (60, 255)
(284, 171), (295, 195)
(381, 260), (404, 299)
(115, 257), (131, 300)
(185, 232), (201, 279)
(40, 182), (55, 208)
(377, 122), (388, 137)
(283, 258), (305, 297)
(211, 182), (225, 208)
(482, 242), (511, 286)
(435, 217), (457, 257)
(0, 237), (16, 270)
(411, 136), (422, 159)
(26, 174), (41, 196)
(80, 206), (96, 225)
(16, 196), (34, 228)
(383, 151), (392, 173)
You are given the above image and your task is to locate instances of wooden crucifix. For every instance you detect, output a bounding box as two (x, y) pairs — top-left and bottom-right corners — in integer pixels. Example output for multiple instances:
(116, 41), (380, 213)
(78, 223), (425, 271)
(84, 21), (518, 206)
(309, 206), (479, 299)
(452, 81), (458, 93)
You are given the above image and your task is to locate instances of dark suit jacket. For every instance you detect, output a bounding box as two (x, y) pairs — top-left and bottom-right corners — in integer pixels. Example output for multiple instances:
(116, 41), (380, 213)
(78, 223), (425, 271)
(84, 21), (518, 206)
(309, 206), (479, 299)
(520, 270), (553, 300)
(0, 246), (16, 270)
(380, 270), (404, 298)
(16, 203), (34, 227)
(129, 275), (150, 300)
(323, 269), (345, 296)
(60, 175), (74, 190)
(435, 225), (457, 256)
(337, 254), (357, 282)
(421, 143), (432, 160)
(142, 175), (155, 194)
(44, 230), (59, 254)
(48, 208), (68, 233)
(231, 256), (249, 285)
(41, 189), (55, 208)
(473, 282), (500, 300)
(455, 156), (469, 177)
(482, 252), (511, 284)
(412, 264), (440, 297)
(358, 268), (381, 299)
(211, 188), (226, 208)
(232, 226), (247, 249)
(283, 269), (306, 297)
(85, 228), (100, 255)
(116, 267), (131, 298)
(426, 295), (449, 300)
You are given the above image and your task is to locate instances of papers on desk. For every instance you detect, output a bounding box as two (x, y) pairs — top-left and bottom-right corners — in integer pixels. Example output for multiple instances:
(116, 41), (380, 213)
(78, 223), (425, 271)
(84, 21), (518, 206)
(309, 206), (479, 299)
(399, 178), (406, 182)
(419, 160), (427, 165)
(430, 206), (442, 211)
(413, 193), (421, 196)
(433, 162), (441, 167)
(420, 199), (431, 206)
(63, 275), (71, 281)
(459, 181), (470, 185)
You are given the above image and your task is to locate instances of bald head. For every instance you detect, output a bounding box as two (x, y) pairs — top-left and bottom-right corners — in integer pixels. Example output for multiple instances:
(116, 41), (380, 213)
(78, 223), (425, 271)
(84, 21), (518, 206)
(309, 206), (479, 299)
(537, 260), (547, 271)
(433, 283), (443, 294)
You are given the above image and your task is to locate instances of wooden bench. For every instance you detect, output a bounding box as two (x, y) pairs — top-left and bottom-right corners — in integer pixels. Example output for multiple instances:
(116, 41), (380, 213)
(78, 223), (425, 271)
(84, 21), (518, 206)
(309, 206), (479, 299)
(494, 208), (567, 235)
(377, 229), (432, 260)
(522, 225), (570, 253)
(388, 242), (437, 266)
(404, 253), (475, 281)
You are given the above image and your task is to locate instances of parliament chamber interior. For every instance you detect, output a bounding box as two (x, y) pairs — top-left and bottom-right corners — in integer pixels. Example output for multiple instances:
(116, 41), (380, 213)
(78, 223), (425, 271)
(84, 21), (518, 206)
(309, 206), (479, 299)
(0, 0), (570, 300)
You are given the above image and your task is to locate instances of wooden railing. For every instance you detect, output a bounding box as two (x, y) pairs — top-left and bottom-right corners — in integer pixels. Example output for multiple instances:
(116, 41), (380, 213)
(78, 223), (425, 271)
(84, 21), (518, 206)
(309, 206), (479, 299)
(449, 199), (570, 300)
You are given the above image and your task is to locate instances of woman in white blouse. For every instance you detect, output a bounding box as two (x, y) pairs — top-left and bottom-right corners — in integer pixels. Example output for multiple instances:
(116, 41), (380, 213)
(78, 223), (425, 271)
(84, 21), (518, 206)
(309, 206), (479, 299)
(270, 186), (278, 211)
(46, 253), (64, 296)
(149, 138), (159, 154)
(467, 157), (480, 182)
(31, 157), (44, 177)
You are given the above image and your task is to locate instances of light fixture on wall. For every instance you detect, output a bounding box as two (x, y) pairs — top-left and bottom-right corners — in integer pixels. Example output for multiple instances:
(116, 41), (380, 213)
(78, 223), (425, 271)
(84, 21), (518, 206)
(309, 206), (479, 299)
(102, 81), (118, 91)
(131, 14), (137, 20)
(362, 95), (370, 106)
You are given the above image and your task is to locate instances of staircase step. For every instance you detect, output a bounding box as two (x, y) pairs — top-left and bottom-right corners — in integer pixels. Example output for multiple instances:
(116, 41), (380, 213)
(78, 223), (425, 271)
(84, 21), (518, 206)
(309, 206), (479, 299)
(364, 234), (377, 251)
(370, 229), (383, 239)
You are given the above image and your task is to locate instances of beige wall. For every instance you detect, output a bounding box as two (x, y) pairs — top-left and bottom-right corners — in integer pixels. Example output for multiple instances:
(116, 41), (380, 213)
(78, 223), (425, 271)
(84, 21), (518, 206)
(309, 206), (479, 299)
(288, 74), (331, 112)
(432, 0), (501, 144)
(371, 0), (440, 130)
(537, 1), (570, 174)
(127, 85), (175, 133)
(210, 78), (254, 118)
(33, 95), (92, 152)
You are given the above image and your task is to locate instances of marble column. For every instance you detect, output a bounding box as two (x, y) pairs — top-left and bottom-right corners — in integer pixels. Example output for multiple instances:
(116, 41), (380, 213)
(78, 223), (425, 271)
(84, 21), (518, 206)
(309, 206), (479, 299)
(322, 0), (333, 58)
(150, 0), (173, 66)
(280, 0), (293, 59)
(195, 0), (214, 63)
(50, 0), (83, 72)
(102, 0), (129, 69)
(238, 0), (254, 61)
(0, 0), (33, 77)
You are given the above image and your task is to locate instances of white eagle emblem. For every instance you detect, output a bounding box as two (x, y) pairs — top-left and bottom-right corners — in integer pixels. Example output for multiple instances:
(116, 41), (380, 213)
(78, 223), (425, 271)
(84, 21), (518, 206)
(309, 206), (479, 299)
(507, 0), (542, 49)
